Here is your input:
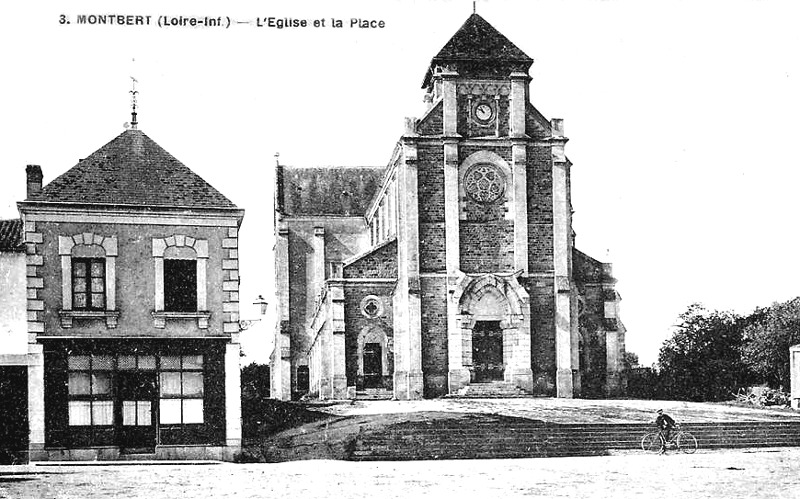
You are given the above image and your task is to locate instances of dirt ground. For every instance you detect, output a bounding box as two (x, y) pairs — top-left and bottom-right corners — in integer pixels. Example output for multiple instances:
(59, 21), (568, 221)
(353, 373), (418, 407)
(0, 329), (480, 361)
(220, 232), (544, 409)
(2, 447), (800, 498)
(313, 397), (800, 423)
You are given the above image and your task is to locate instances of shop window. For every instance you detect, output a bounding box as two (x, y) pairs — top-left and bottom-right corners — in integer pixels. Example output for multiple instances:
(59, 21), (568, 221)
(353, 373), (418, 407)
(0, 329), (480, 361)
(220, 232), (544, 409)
(67, 354), (114, 426)
(159, 355), (204, 425)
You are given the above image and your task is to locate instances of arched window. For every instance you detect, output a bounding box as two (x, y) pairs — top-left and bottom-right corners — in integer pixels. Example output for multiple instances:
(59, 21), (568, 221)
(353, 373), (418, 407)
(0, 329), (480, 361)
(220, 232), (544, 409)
(58, 233), (119, 328)
(152, 235), (210, 328)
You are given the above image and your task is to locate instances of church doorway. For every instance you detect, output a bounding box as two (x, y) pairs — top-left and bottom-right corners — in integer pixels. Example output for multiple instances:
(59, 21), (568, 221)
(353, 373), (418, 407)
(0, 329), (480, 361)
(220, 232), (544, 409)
(363, 343), (383, 388)
(472, 321), (504, 382)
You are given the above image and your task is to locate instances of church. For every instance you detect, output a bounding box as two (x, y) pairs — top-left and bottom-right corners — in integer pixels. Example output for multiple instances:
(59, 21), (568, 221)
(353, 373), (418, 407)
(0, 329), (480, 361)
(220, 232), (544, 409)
(271, 13), (626, 401)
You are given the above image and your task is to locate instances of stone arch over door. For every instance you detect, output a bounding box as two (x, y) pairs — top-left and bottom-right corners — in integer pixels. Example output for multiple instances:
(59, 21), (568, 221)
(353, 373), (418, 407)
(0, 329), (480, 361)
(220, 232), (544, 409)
(356, 325), (393, 390)
(449, 272), (533, 393)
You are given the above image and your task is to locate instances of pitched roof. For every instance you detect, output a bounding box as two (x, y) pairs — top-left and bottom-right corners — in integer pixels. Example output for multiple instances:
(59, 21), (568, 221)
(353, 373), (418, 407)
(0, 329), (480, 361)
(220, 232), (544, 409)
(27, 129), (237, 209)
(0, 219), (24, 252)
(423, 13), (533, 87)
(277, 166), (383, 217)
(432, 14), (532, 64)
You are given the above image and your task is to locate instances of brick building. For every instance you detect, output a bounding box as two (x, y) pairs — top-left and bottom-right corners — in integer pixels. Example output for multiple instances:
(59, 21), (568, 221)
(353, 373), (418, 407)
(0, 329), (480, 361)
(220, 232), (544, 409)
(271, 13), (625, 400)
(17, 123), (245, 460)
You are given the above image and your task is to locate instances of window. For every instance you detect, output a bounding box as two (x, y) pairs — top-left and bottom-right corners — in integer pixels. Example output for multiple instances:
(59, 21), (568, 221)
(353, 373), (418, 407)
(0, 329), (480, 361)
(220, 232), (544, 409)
(58, 233), (119, 328)
(360, 295), (384, 318)
(151, 236), (209, 328)
(164, 259), (197, 312)
(72, 258), (106, 310)
(67, 355), (114, 426)
(159, 355), (204, 425)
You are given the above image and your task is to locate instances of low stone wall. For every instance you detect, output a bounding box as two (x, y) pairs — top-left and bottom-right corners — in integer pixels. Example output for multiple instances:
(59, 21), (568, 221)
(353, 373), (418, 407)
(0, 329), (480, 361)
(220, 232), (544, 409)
(30, 445), (238, 462)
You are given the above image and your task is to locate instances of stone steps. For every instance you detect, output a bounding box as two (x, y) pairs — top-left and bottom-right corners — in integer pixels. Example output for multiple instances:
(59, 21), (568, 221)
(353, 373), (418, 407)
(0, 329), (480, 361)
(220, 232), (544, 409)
(356, 388), (393, 400)
(349, 418), (800, 461)
(448, 382), (531, 398)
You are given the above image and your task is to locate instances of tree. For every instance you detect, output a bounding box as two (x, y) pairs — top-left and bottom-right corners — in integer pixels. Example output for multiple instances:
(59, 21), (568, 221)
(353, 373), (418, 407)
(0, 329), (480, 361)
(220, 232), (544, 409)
(622, 351), (640, 371)
(742, 297), (800, 390)
(657, 304), (749, 401)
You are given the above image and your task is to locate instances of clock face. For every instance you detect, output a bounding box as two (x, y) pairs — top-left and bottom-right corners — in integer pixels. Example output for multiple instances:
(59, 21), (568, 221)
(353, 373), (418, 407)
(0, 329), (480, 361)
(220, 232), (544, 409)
(474, 102), (494, 123)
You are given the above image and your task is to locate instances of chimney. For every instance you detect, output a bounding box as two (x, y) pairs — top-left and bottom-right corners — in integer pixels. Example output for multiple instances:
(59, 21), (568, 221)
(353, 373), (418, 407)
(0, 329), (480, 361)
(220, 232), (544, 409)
(26, 165), (43, 198)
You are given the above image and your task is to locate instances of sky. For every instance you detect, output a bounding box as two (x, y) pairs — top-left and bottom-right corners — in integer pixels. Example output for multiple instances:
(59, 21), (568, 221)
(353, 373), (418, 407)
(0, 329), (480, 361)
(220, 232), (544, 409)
(1, 0), (799, 366)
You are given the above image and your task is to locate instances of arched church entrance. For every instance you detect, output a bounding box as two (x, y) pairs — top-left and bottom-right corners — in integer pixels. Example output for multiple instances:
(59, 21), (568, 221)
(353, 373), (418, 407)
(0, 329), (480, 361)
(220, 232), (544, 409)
(449, 272), (533, 393)
(363, 342), (383, 388)
(357, 326), (393, 391)
(472, 320), (503, 382)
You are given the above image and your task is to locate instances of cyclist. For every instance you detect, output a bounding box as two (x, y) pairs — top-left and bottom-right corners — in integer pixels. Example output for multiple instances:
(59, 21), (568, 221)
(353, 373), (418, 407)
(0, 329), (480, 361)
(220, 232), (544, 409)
(655, 409), (676, 453)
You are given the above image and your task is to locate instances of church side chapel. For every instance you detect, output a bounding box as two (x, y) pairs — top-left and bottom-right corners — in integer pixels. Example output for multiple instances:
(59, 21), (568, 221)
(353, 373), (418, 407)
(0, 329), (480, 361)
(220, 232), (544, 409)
(271, 13), (625, 401)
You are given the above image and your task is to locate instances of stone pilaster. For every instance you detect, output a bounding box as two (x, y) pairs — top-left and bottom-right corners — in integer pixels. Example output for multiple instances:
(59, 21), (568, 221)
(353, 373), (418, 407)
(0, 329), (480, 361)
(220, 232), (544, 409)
(441, 70), (459, 137)
(313, 226), (325, 297)
(605, 329), (622, 396)
(273, 224), (291, 401)
(329, 282), (348, 398)
(394, 139), (423, 400)
(510, 72), (530, 138)
(604, 276), (624, 397)
(570, 291), (582, 396)
(552, 119), (573, 398)
(27, 343), (45, 460)
(444, 140), (468, 393)
(224, 343), (242, 448)
(272, 321), (292, 401)
(512, 142), (529, 273)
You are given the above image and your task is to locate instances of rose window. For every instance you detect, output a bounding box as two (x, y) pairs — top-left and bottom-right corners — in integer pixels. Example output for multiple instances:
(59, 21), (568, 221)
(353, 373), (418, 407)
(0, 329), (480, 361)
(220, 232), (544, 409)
(464, 164), (505, 204)
(360, 296), (383, 318)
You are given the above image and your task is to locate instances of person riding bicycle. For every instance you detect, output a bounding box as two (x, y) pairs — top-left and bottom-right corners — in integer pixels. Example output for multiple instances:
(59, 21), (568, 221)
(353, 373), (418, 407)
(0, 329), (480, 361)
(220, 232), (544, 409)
(655, 409), (676, 452)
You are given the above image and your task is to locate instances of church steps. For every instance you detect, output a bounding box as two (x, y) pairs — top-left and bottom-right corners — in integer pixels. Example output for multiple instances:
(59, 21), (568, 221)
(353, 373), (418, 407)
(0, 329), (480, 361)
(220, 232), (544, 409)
(349, 420), (800, 461)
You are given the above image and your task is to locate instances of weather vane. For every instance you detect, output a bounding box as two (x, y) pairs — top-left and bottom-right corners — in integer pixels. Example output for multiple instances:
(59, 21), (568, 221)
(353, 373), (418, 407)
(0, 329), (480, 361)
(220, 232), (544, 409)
(129, 76), (138, 130)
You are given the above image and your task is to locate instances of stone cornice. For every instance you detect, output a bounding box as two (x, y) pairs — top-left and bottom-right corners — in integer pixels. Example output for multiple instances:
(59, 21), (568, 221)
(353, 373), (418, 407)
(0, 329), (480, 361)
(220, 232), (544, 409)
(19, 203), (243, 227)
(282, 215), (368, 223)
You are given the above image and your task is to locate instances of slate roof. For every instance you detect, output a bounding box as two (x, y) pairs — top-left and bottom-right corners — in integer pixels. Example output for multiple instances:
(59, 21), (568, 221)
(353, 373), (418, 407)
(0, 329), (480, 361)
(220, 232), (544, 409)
(423, 13), (533, 87)
(0, 219), (24, 252)
(277, 166), (384, 217)
(27, 129), (237, 209)
(432, 14), (532, 64)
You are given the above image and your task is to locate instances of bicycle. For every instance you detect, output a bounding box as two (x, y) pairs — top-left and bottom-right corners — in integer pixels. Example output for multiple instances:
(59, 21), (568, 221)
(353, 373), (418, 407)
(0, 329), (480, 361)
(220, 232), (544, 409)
(641, 424), (697, 454)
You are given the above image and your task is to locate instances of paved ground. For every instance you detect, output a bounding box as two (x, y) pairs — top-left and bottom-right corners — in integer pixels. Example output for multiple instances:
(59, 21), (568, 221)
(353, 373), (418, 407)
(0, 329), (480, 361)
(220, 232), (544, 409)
(316, 398), (800, 423)
(2, 448), (800, 498)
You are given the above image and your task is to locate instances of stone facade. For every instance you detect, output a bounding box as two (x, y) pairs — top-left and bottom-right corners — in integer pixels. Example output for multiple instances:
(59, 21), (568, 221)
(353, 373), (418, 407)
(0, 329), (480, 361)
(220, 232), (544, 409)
(272, 13), (625, 400)
(17, 128), (245, 461)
